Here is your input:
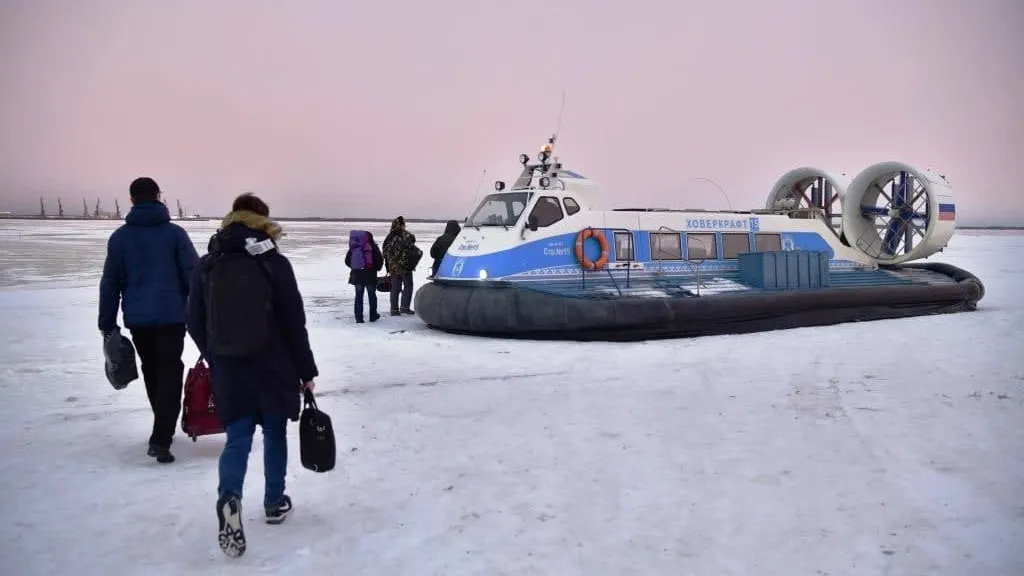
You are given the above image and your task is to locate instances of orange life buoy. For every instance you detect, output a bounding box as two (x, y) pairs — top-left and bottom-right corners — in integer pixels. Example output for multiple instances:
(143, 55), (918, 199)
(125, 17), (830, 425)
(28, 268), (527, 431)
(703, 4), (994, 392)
(574, 228), (610, 270)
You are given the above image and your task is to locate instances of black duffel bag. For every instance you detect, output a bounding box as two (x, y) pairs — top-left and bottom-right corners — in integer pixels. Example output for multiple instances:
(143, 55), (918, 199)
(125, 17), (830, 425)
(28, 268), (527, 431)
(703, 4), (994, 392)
(299, 389), (336, 473)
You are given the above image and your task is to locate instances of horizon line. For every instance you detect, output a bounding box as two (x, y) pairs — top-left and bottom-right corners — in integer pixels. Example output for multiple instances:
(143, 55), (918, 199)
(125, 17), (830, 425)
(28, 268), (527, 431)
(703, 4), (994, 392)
(0, 214), (1021, 229)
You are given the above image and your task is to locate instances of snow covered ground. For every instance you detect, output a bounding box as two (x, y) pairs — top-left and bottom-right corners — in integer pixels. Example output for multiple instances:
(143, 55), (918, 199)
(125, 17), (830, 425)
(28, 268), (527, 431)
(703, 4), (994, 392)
(1, 219), (1022, 575)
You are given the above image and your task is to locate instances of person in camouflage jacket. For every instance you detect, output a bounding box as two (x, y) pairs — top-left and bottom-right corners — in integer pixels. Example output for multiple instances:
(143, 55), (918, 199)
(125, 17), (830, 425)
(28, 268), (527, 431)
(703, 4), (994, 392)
(381, 216), (421, 315)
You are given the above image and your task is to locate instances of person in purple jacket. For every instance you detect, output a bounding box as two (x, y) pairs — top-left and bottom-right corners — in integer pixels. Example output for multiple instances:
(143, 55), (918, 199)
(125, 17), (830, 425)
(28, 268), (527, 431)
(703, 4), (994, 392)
(345, 230), (384, 323)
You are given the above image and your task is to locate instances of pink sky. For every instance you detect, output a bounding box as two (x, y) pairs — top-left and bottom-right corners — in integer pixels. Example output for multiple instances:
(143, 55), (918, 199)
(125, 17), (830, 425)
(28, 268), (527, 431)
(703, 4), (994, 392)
(1, 0), (1021, 225)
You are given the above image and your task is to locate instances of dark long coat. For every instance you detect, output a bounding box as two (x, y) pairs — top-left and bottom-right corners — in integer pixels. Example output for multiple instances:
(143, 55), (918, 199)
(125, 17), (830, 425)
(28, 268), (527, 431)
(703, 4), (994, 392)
(186, 222), (318, 425)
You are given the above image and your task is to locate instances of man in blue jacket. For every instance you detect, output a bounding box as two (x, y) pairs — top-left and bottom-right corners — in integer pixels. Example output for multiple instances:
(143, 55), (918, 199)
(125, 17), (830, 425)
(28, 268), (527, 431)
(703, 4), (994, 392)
(98, 176), (199, 464)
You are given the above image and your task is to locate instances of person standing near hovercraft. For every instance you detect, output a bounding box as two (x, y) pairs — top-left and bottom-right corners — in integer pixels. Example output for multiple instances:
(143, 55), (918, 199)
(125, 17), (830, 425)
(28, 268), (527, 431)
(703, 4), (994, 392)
(345, 229), (384, 323)
(382, 216), (421, 316)
(429, 219), (462, 277)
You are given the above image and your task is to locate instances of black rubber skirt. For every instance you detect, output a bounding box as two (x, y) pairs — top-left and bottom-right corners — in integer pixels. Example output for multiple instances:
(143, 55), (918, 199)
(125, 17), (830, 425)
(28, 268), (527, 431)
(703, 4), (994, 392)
(413, 263), (985, 342)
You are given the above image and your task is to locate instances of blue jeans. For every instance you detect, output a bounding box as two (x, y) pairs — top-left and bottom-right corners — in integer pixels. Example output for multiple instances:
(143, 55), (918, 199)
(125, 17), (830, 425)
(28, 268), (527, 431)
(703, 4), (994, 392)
(218, 415), (288, 508)
(354, 283), (377, 321)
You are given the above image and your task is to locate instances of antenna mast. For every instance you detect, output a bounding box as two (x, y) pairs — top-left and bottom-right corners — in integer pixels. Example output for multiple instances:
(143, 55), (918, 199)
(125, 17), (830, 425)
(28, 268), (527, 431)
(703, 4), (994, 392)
(58, 198), (64, 218)
(544, 91), (567, 159)
(553, 90), (567, 142)
(474, 169), (487, 195)
(465, 169), (488, 222)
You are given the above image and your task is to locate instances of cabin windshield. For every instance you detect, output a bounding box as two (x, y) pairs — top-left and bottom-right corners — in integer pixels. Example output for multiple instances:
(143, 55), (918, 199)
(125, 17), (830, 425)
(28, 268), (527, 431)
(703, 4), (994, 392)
(466, 192), (532, 227)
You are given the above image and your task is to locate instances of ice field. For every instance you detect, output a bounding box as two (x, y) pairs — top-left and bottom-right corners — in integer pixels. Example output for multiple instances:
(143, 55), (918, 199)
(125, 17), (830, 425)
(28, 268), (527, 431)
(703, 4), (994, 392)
(1, 218), (1022, 575)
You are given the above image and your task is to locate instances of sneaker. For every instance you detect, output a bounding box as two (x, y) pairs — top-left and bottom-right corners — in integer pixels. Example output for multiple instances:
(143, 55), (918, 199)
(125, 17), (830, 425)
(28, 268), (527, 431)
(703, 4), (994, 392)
(265, 495), (292, 525)
(216, 494), (246, 558)
(147, 444), (175, 464)
(390, 309), (401, 316)
(400, 308), (415, 315)
(369, 313), (380, 322)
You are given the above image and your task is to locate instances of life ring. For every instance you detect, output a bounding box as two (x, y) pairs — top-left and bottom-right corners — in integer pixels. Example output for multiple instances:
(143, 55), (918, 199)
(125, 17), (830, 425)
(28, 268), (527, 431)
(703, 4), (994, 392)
(574, 228), (610, 270)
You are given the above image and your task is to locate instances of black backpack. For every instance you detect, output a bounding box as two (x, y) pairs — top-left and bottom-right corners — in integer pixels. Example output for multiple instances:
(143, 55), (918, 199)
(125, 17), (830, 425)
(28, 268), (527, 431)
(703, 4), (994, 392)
(203, 251), (274, 357)
(299, 390), (336, 473)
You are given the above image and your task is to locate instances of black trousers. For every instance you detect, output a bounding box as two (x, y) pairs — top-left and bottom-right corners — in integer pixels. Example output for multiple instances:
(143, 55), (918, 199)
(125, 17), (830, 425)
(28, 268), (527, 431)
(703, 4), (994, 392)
(129, 324), (186, 449)
(389, 271), (414, 311)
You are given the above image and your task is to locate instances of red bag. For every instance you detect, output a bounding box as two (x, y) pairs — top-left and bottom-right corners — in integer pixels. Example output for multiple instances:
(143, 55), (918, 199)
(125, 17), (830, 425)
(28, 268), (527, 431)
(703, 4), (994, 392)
(181, 356), (224, 441)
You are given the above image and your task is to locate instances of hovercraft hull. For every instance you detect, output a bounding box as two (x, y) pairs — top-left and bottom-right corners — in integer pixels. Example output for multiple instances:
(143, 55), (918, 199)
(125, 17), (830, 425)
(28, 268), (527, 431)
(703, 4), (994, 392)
(413, 262), (983, 342)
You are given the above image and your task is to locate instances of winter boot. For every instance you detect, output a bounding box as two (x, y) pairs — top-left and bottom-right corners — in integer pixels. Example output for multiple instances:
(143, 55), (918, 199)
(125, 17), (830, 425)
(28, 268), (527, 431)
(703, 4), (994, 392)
(216, 494), (246, 558)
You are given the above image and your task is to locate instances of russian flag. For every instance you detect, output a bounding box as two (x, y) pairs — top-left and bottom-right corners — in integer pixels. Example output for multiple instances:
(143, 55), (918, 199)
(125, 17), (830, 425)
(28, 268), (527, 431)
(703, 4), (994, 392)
(938, 203), (956, 221)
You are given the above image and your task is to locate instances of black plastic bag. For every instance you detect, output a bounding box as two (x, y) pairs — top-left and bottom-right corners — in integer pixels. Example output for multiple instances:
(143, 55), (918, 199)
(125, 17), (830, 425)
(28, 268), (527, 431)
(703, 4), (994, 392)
(299, 389), (336, 473)
(103, 328), (139, 390)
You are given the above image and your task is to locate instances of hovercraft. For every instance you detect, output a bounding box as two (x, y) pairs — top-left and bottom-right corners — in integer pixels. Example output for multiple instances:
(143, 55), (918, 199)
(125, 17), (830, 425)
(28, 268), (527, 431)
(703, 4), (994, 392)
(414, 135), (984, 341)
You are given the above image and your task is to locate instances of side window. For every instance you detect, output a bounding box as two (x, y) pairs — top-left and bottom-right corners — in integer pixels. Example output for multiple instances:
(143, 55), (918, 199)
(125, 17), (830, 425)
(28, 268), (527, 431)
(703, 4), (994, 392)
(650, 232), (682, 260)
(686, 233), (717, 260)
(529, 196), (564, 228)
(614, 231), (634, 261)
(562, 197), (581, 216)
(722, 233), (751, 259)
(755, 233), (782, 252)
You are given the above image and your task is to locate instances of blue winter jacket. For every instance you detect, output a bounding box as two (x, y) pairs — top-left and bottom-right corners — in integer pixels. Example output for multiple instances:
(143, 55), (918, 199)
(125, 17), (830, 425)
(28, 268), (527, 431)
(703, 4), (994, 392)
(98, 201), (199, 332)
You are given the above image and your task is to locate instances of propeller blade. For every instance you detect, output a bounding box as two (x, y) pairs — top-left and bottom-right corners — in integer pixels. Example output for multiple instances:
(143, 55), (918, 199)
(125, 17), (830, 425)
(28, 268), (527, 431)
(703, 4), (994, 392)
(861, 205), (890, 217)
(883, 218), (905, 254)
(893, 171), (908, 209)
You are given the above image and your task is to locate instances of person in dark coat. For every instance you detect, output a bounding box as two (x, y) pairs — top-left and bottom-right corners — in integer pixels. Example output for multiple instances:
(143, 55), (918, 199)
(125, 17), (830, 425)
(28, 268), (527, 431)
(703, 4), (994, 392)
(381, 216), (421, 315)
(429, 220), (462, 277)
(185, 192), (318, 557)
(344, 229), (384, 323)
(98, 176), (199, 464)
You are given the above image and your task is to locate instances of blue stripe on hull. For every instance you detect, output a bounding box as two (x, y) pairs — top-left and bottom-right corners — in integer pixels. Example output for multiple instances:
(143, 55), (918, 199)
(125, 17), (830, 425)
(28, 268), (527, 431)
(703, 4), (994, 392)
(436, 229), (844, 281)
(475, 267), (918, 300)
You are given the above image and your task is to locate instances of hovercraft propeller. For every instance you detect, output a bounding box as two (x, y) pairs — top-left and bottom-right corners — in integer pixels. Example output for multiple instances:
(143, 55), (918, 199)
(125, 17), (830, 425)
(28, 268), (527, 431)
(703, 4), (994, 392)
(841, 161), (956, 265)
(859, 171), (929, 258)
(766, 167), (849, 238)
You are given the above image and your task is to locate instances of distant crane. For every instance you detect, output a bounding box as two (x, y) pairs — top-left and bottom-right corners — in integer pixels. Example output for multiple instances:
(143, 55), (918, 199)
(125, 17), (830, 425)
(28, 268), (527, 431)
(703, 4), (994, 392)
(94, 198), (101, 218)
(58, 198), (64, 218)
(114, 199), (121, 218)
(39, 197), (46, 218)
(82, 198), (88, 217)
(176, 199), (185, 220)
